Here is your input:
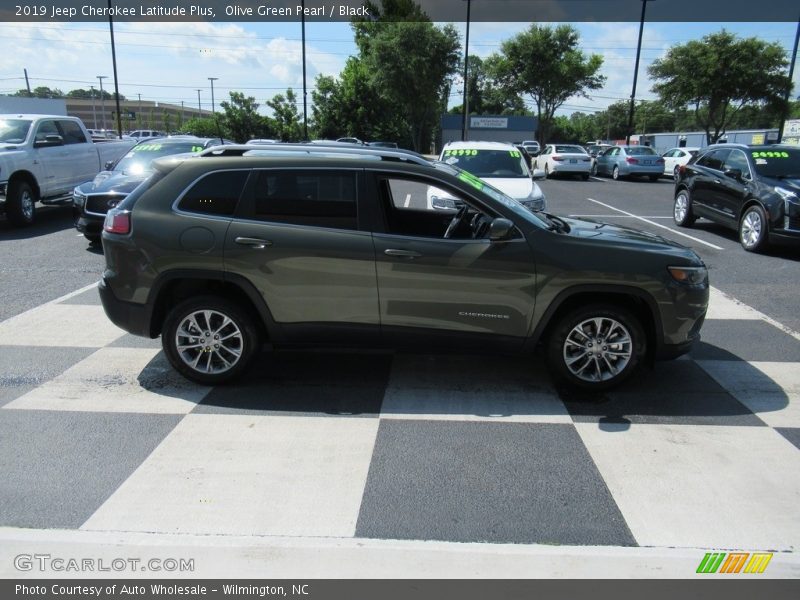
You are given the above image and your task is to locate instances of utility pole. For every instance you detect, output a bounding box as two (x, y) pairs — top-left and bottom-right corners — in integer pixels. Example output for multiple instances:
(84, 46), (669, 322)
(23, 68), (31, 96)
(197, 89), (202, 115)
(301, 0), (308, 140)
(108, 0), (123, 138)
(626, 0), (653, 145)
(778, 16), (800, 143)
(461, 0), (472, 142)
(181, 100), (185, 123)
(90, 85), (97, 129)
(97, 75), (108, 131)
(208, 77), (218, 114)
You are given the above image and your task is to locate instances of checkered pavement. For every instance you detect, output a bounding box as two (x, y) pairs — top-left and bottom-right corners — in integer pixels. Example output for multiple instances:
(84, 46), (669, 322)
(0, 283), (798, 560)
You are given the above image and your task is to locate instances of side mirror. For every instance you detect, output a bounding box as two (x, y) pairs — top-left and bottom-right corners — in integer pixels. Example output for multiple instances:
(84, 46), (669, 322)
(489, 217), (514, 241)
(34, 134), (64, 148)
(724, 168), (742, 180)
(531, 168), (546, 180)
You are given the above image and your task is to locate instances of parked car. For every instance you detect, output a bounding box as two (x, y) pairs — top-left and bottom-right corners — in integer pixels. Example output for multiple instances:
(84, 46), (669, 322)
(521, 140), (540, 155)
(514, 144), (534, 169)
(336, 137), (365, 145)
(673, 144), (800, 252)
(0, 114), (135, 226)
(594, 145), (665, 181)
(72, 137), (222, 244)
(98, 146), (708, 391)
(661, 147), (700, 180)
(534, 144), (592, 180)
(437, 141), (546, 211)
(246, 139), (278, 145)
(127, 129), (165, 142)
(585, 142), (613, 158)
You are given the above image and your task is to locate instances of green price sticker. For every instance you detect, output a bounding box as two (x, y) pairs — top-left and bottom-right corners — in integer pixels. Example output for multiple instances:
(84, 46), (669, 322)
(458, 171), (484, 191)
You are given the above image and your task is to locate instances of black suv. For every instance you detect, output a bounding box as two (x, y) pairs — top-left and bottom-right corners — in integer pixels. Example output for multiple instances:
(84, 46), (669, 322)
(73, 137), (230, 244)
(673, 144), (800, 252)
(99, 145), (709, 391)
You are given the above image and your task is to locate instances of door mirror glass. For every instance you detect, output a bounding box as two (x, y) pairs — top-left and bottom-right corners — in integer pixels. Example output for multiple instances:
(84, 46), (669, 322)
(724, 168), (742, 180)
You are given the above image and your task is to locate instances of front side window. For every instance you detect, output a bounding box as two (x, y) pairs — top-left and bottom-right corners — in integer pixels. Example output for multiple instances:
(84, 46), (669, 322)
(252, 170), (358, 230)
(723, 150), (752, 178)
(57, 120), (88, 144)
(34, 120), (59, 142)
(178, 170), (248, 216)
(696, 149), (730, 171)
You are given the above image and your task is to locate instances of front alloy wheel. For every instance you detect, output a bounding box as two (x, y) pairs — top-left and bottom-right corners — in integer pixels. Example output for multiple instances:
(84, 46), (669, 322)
(673, 189), (696, 227)
(163, 296), (259, 384)
(548, 305), (645, 391)
(739, 205), (768, 252)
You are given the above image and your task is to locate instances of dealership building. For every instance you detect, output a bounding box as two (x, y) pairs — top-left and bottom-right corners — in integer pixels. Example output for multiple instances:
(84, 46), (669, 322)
(439, 114), (538, 150)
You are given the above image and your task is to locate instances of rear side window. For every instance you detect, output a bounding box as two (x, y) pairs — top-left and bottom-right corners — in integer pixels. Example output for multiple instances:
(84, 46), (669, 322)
(696, 149), (730, 171)
(252, 170), (358, 230)
(178, 170), (248, 216)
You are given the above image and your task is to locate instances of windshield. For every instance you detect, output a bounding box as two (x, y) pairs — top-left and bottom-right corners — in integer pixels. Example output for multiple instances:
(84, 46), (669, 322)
(440, 148), (530, 178)
(625, 146), (657, 155)
(433, 162), (548, 228)
(750, 148), (800, 179)
(0, 119), (32, 144)
(114, 141), (207, 175)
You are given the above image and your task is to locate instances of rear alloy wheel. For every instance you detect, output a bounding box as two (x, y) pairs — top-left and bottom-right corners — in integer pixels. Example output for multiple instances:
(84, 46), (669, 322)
(6, 180), (36, 226)
(739, 205), (768, 252)
(162, 296), (260, 385)
(673, 189), (696, 227)
(590, 162), (598, 176)
(612, 165), (620, 180)
(547, 305), (645, 391)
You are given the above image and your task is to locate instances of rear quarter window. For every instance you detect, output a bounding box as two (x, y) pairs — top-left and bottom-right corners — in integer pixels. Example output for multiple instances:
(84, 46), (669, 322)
(177, 170), (249, 216)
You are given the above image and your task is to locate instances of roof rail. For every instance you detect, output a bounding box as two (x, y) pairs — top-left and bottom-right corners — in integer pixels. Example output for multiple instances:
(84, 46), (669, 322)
(199, 143), (431, 166)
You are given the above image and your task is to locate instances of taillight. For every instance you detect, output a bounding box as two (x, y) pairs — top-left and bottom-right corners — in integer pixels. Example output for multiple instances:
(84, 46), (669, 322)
(103, 209), (131, 234)
(581, 157), (591, 162)
(656, 158), (665, 164)
(626, 157), (639, 164)
(552, 155), (564, 161)
(678, 164), (687, 177)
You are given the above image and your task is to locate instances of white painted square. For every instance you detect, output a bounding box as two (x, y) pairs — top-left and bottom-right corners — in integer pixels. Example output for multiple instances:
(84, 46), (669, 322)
(0, 304), (125, 347)
(380, 355), (571, 423)
(706, 287), (761, 320)
(697, 360), (800, 428)
(575, 423), (800, 550)
(4, 347), (207, 414)
(82, 414), (379, 537)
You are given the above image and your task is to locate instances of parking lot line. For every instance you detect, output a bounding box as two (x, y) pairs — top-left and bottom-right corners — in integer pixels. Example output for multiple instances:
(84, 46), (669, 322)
(586, 198), (724, 250)
(570, 215), (673, 220)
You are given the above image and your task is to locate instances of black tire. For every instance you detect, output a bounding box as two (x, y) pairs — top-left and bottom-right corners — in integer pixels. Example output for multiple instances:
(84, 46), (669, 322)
(590, 162), (598, 176)
(739, 204), (769, 253)
(547, 304), (645, 392)
(581, 173), (590, 181)
(673, 188), (696, 227)
(84, 233), (101, 245)
(162, 295), (261, 385)
(544, 164), (551, 178)
(5, 180), (37, 226)
(649, 175), (660, 182)
(612, 165), (620, 180)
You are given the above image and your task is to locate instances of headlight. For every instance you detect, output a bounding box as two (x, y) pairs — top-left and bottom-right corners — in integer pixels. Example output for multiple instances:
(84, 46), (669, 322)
(73, 190), (86, 208)
(775, 186), (799, 203)
(521, 191), (546, 211)
(668, 265), (707, 285)
(430, 195), (457, 210)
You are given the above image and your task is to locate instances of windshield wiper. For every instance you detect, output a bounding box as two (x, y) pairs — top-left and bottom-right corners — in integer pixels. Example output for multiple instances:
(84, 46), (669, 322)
(542, 213), (571, 233)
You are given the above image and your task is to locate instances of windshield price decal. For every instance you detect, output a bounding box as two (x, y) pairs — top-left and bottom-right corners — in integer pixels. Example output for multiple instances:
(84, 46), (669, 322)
(751, 151), (789, 158)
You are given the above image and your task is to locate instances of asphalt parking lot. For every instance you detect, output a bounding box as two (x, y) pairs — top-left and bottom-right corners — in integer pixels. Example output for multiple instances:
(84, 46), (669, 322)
(1, 175), (799, 577)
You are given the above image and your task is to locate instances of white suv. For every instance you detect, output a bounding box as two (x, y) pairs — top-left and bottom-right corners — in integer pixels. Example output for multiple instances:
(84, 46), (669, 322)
(435, 141), (546, 212)
(127, 130), (164, 142)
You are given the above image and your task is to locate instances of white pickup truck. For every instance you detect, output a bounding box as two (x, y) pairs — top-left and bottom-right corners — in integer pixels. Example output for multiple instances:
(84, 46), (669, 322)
(0, 114), (136, 226)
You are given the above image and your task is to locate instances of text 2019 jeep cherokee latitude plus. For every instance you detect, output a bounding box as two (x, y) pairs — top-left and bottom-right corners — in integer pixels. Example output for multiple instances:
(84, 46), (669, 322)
(99, 149), (708, 391)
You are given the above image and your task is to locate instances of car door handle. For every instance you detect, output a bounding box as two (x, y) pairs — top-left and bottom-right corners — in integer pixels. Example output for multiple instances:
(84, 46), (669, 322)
(384, 249), (422, 258)
(235, 236), (273, 249)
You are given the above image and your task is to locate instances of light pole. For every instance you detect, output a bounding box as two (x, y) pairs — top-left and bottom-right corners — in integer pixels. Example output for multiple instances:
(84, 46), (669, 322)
(197, 89), (202, 115)
(90, 85), (97, 129)
(778, 16), (800, 143)
(108, 0), (123, 138)
(97, 75), (108, 131)
(461, 0), (472, 142)
(301, 0), (308, 140)
(208, 77), (218, 114)
(626, 0), (653, 145)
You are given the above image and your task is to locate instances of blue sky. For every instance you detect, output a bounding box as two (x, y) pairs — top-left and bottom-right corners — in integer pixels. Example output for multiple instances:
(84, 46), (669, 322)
(0, 19), (796, 117)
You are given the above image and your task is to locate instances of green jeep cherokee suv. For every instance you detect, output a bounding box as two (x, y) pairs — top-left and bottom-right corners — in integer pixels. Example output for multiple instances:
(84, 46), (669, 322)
(99, 146), (708, 391)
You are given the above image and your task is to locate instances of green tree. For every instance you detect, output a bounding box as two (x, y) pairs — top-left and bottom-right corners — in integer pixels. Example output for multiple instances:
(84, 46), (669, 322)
(266, 88), (303, 142)
(65, 88), (123, 100)
(13, 86), (64, 98)
(357, 20), (460, 151)
(648, 30), (790, 145)
(449, 55), (527, 117)
(219, 91), (274, 143)
(490, 25), (605, 145)
(178, 117), (222, 137)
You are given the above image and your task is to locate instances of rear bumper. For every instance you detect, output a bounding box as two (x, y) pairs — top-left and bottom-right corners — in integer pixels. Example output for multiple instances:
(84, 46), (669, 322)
(98, 278), (154, 338)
